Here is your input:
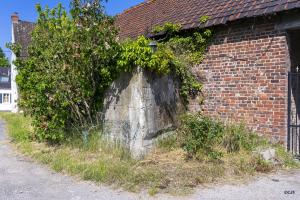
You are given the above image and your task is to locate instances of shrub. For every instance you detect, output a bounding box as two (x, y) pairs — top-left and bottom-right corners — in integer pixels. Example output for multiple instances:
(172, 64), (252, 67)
(178, 113), (224, 159)
(8, 1), (120, 142)
(222, 124), (268, 153)
(158, 113), (273, 161)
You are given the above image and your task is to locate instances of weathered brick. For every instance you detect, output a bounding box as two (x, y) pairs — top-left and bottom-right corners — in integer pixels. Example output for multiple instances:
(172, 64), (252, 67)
(190, 18), (289, 142)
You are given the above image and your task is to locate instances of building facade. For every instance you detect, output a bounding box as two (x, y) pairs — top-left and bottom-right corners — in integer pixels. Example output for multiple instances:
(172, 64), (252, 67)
(9, 13), (35, 113)
(0, 67), (13, 111)
(116, 0), (300, 151)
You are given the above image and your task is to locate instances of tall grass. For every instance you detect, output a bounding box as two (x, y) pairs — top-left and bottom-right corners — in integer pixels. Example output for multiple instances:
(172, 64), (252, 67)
(0, 112), (33, 142)
(0, 112), (299, 195)
(0, 113), (161, 192)
(158, 113), (299, 168)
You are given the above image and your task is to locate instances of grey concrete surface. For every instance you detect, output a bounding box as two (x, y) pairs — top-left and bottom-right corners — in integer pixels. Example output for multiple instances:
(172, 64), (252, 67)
(0, 120), (300, 200)
(190, 170), (300, 200)
(103, 67), (184, 158)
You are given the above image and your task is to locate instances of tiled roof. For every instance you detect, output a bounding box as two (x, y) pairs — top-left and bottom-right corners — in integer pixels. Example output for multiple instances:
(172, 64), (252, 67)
(13, 20), (35, 58)
(116, 0), (300, 39)
(0, 67), (11, 89)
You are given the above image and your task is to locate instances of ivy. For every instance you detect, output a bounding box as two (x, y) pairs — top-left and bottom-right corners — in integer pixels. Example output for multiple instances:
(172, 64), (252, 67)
(118, 18), (213, 104)
(199, 16), (210, 24)
(152, 22), (182, 35)
(117, 36), (173, 75)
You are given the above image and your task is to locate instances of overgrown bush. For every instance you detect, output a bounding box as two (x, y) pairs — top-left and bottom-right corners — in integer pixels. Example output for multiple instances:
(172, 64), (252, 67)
(178, 113), (224, 159)
(8, 0), (120, 142)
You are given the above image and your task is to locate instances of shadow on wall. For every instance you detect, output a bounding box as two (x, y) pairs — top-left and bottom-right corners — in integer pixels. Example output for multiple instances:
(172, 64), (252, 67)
(102, 67), (185, 157)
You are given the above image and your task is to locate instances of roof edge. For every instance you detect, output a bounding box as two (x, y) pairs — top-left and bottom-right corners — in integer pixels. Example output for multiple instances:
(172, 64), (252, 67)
(116, 0), (153, 16)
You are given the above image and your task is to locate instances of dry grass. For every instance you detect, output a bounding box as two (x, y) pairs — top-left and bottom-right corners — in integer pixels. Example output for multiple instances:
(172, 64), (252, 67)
(0, 112), (299, 196)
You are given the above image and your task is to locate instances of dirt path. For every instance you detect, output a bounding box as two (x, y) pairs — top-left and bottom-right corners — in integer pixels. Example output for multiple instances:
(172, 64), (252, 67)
(0, 120), (299, 200)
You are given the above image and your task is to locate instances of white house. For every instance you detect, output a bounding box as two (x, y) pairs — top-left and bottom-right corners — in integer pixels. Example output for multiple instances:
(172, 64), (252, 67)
(0, 67), (13, 111)
(2, 13), (35, 112)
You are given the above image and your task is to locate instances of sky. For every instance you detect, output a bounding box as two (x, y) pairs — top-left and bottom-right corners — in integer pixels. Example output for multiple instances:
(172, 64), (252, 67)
(0, 0), (144, 58)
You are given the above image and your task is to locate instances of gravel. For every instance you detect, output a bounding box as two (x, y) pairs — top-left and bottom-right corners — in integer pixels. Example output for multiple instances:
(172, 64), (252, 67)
(0, 120), (299, 200)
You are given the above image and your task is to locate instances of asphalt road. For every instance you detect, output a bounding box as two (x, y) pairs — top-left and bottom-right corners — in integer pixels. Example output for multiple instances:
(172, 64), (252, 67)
(0, 120), (299, 200)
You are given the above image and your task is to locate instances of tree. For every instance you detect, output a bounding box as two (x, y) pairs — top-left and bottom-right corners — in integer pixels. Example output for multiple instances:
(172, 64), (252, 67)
(0, 47), (9, 67)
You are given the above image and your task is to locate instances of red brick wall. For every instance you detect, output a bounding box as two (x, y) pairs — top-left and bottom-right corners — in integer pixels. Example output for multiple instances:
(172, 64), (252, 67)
(191, 18), (290, 141)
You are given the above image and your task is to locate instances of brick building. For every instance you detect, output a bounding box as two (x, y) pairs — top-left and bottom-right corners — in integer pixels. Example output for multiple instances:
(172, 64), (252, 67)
(116, 0), (300, 153)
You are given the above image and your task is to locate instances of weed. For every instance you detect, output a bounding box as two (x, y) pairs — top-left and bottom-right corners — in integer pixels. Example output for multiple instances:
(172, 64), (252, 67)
(178, 113), (224, 159)
(156, 133), (178, 151)
(222, 123), (268, 153)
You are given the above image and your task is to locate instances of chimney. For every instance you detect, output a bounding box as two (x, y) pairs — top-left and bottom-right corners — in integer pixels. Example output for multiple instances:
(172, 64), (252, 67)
(11, 12), (19, 23)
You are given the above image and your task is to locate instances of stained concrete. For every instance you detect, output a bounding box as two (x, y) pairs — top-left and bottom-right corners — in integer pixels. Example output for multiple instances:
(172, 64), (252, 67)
(103, 67), (184, 157)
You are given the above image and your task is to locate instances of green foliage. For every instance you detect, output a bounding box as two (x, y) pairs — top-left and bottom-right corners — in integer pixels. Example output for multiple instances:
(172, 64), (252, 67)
(156, 133), (178, 151)
(178, 113), (224, 159)
(166, 29), (212, 65)
(158, 113), (290, 162)
(8, 1), (120, 142)
(152, 22), (182, 35)
(117, 36), (173, 75)
(117, 36), (203, 102)
(9, 1), (212, 143)
(152, 21), (212, 102)
(0, 47), (9, 67)
(199, 16), (210, 24)
(118, 21), (213, 104)
(252, 156), (273, 173)
(222, 124), (268, 153)
(275, 145), (299, 168)
(0, 112), (33, 142)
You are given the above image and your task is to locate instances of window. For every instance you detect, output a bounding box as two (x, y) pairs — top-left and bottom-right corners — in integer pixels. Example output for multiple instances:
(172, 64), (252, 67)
(0, 76), (9, 83)
(3, 94), (10, 103)
(0, 93), (11, 104)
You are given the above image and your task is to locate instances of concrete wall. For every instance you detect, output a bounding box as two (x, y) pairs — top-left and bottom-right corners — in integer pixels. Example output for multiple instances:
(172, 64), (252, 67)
(103, 67), (184, 157)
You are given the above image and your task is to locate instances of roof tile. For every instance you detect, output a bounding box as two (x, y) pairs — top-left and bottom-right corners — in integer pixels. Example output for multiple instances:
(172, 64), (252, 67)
(116, 0), (300, 39)
(13, 20), (35, 58)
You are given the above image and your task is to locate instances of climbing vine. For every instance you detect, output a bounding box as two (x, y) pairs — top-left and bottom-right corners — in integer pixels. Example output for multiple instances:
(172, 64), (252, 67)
(118, 17), (212, 103)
